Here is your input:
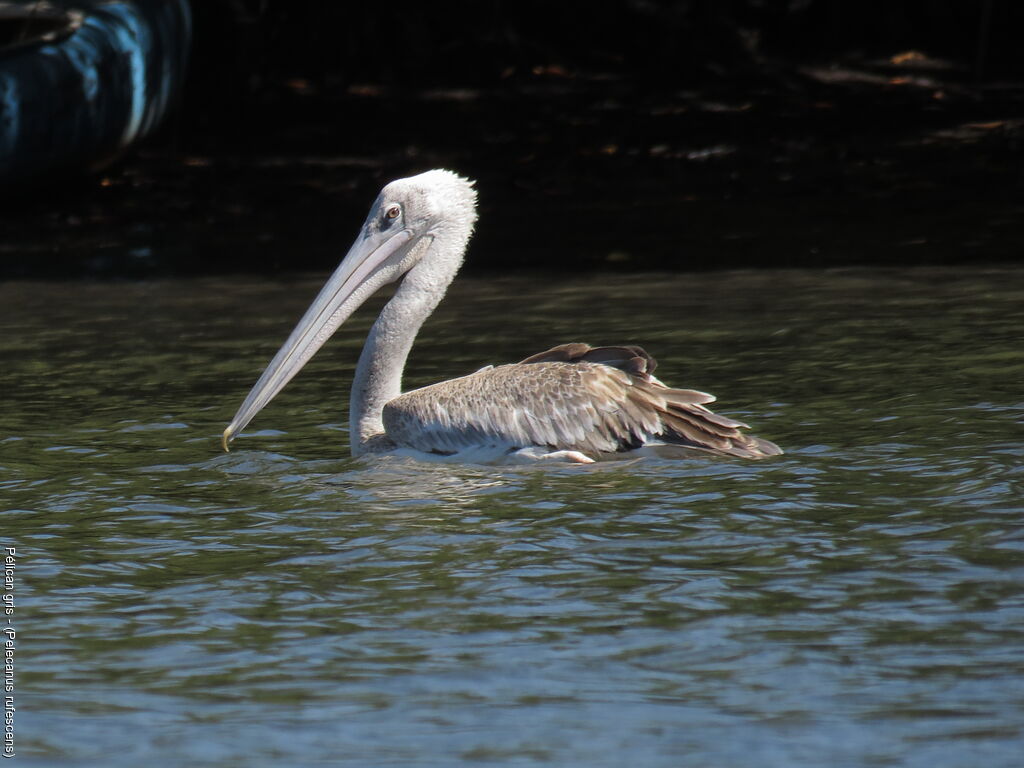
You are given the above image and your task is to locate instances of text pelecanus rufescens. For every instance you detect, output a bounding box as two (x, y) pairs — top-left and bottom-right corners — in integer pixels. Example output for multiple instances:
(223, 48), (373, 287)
(222, 170), (781, 463)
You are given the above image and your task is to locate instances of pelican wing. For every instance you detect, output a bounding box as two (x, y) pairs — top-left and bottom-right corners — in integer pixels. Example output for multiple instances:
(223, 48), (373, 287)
(382, 344), (781, 459)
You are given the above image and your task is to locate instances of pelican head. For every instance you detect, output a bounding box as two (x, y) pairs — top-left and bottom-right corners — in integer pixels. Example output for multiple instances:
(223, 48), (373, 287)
(223, 169), (478, 450)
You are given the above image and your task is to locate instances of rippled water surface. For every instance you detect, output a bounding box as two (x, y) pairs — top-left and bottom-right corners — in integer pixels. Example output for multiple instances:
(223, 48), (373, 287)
(3, 268), (1023, 767)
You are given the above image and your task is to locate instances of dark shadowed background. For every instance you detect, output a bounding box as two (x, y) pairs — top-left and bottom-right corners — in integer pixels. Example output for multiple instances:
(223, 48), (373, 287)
(2, 0), (1023, 277)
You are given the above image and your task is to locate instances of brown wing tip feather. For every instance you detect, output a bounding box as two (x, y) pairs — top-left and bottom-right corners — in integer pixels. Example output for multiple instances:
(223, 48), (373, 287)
(520, 343), (658, 376)
(645, 381), (782, 460)
(518, 342), (782, 460)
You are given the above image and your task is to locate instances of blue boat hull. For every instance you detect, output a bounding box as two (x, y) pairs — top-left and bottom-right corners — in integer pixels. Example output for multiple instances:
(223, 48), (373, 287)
(0, 0), (191, 185)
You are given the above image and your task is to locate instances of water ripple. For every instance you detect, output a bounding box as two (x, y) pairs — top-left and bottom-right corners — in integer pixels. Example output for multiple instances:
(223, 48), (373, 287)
(3, 270), (1023, 767)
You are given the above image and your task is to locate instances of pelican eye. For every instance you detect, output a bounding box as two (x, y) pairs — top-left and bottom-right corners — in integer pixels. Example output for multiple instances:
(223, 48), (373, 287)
(384, 205), (401, 221)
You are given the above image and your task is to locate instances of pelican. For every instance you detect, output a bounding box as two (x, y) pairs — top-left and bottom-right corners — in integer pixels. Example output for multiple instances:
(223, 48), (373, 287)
(222, 169), (781, 463)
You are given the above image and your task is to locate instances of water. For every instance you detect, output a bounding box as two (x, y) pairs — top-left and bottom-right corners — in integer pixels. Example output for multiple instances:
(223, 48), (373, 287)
(2, 268), (1023, 767)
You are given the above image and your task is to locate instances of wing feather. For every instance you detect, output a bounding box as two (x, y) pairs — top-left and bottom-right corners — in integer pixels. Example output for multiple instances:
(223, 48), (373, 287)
(382, 344), (782, 459)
